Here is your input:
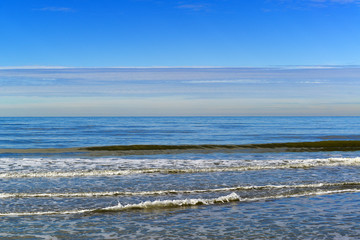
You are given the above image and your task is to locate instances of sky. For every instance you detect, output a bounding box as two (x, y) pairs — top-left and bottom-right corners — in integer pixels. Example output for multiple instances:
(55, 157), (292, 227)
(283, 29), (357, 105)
(0, 0), (360, 116)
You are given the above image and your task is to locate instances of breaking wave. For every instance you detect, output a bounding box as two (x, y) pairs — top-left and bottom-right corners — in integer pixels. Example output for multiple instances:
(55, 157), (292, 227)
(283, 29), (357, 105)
(1, 189), (360, 217)
(1, 157), (360, 179)
(1, 182), (360, 199)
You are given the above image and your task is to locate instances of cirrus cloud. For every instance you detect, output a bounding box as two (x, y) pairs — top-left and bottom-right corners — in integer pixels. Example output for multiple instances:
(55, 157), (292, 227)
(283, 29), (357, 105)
(34, 7), (74, 12)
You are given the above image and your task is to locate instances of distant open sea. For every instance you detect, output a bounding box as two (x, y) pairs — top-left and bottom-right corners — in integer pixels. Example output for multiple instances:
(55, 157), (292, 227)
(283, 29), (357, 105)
(1, 116), (360, 239)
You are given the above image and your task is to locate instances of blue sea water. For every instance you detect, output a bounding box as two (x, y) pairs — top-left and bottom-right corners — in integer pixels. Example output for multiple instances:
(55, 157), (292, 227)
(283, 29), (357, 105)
(1, 117), (360, 239)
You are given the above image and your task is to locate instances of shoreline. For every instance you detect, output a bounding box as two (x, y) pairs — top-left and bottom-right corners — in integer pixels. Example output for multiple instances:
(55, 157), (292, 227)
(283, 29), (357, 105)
(1, 140), (360, 156)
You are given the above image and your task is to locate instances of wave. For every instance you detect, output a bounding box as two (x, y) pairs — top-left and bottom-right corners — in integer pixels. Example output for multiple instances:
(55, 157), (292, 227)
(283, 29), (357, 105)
(1, 189), (360, 217)
(1, 182), (360, 199)
(1, 157), (360, 179)
(100, 189), (360, 212)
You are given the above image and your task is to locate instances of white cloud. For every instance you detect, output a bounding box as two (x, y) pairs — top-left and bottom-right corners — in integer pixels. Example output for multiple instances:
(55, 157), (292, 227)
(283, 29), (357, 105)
(0, 66), (70, 70)
(186, 79), (264, 84)
(308, 0), (360, 6)
(177, 4), (208, 11)
(275, 0), (360, 9)
(1, 66), (360, 116)
(35, 7), (74, 12)
(311, 0), (359, 3)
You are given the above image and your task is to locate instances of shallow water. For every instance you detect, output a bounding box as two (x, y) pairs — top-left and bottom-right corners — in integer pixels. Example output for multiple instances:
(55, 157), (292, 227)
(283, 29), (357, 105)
(1, 117), (360, 239)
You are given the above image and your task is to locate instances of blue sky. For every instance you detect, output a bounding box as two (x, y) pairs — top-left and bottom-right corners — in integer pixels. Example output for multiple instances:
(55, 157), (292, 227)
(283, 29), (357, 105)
(0, 0), (360, 116)
(1, 0), (360, 67)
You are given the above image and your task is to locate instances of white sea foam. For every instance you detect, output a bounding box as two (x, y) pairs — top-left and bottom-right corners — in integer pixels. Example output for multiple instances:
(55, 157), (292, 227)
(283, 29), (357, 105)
(0, 193), (239, 216)
(1, 182), (359, 199)
(2, 156), (360, 174)
(1, 156), (360, 178)
(1, 188), (360, 217)
(103, 192), (240, 211)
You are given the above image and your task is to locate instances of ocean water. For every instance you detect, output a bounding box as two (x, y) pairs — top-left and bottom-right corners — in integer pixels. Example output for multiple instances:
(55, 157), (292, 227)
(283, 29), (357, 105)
(1, 117), (360, 239)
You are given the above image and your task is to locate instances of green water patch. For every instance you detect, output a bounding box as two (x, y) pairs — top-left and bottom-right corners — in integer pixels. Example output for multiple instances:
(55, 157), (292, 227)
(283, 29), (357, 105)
(81, 140), (360, 152)
(81, 144), (230, 151)
(249, 140), (360, 151)
(2, 141), (360, 156)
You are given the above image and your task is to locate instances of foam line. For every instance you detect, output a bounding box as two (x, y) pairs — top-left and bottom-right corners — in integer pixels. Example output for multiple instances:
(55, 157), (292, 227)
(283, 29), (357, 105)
(1, 189), (360, 216)
(1, 182), (360, 199)
(1, 157), (360, 178)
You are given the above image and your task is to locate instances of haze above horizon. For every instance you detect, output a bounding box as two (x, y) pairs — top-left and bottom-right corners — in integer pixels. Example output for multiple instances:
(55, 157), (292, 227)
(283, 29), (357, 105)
(1, 0), (359, 116)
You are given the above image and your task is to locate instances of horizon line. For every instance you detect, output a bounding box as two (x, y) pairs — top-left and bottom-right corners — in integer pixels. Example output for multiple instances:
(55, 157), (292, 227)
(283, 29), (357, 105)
(0, 115), (359, 118)
(1, 65), (359, 70)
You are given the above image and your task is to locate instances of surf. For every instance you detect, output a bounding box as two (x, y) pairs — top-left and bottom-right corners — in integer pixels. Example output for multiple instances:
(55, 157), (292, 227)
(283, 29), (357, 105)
(1, 156), (360, 178)
(1, 188), (360, 217)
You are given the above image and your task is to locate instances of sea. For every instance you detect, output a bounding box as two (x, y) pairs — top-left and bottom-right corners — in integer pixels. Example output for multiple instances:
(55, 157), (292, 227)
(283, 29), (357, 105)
(1, 116), (360, 239)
